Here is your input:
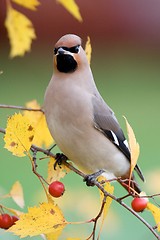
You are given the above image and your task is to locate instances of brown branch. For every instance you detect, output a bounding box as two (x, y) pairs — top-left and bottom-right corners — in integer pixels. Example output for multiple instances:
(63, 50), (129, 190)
(0, 127), (160, 239)
(0, 104), (44, 113)
(31, 147), (49, 186)
(94, 181), (160, 239)
(29, 144), (160, 240)
(32, 146), (160, 240)
(86, 195), (107, 240)
(141, 193), (160, 198)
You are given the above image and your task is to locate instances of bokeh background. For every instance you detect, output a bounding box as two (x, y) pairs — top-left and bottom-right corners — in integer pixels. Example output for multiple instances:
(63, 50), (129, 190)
(0, 0), (160, 239)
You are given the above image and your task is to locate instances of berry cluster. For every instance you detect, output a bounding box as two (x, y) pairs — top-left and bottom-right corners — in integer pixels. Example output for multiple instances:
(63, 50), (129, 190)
(0, 214), (19, 229)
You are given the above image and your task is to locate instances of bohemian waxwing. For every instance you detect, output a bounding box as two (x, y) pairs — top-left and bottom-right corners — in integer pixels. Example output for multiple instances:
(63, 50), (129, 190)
(44, 34), (144, 193)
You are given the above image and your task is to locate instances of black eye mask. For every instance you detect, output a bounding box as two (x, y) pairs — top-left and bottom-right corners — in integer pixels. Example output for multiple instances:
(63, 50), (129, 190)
(54, 45), (80, 55)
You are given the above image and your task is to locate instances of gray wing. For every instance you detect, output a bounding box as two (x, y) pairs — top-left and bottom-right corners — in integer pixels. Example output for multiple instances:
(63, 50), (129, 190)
(92, 95), (144, 182)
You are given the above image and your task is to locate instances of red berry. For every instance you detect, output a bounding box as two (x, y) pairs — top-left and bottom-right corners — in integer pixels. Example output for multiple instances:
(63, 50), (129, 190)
(48, 181), (65, 198)
(11, 216), (19, 225)
(0, 214), (13, 229)
(131, 197), (148, 212)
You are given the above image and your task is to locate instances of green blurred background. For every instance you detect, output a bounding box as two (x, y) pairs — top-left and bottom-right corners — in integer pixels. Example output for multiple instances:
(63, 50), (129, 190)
(0, 0), (160, 239)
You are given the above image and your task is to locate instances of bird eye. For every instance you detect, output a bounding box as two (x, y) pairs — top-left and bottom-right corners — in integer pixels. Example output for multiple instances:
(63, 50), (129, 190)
(54, 48), (58, 55)
(69, 45), (80, 54)
(54, 45), (80, 55)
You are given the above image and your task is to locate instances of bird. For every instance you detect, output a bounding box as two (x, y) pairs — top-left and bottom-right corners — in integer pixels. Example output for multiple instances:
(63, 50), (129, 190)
(44, 34), (144, 194)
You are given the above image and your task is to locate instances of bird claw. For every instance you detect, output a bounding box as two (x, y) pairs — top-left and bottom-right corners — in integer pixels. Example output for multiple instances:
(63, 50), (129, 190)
(83, 170), (105, 187)
(54, 153), (68, 170)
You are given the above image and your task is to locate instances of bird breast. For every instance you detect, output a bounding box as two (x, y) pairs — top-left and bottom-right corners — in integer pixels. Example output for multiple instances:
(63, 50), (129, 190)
(44, 75), (94, 152)
(44, 76), (130, 178)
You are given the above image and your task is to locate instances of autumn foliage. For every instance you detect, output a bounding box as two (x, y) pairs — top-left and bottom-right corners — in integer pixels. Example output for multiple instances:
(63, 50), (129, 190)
(1, 1), (160, 240)
(1, 100), (160, 239)
(5, 0), (82, 58)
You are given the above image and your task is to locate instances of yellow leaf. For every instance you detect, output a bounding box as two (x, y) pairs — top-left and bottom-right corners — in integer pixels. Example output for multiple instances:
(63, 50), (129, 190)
(5, 5), (36, 58)
(85, 36), (92, 65)
(23, 100), (54, 148)
(47, 157), (70, 184)
(24, 100), (42, 124)
(4, 113), (35, 157)
(98, 177), (114, 220)
(12, 0), (40, 10)
(147, 202), (160, 231)
(97, 176), (114, 237)
(33, 114), (53, 147)
(10, 181), (25, 208)
(57, 0), (82, 22)
(123, 116), (140, 174)
(8, 202), (67, 237)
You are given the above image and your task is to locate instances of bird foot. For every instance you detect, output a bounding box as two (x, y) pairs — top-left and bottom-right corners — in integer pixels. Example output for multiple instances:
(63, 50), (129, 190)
(54, 153), (68, 170)
(84, 170), (105, 186)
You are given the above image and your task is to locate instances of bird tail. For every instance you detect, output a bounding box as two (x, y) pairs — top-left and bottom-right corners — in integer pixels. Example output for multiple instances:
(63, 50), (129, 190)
(135, 164), (145, 182)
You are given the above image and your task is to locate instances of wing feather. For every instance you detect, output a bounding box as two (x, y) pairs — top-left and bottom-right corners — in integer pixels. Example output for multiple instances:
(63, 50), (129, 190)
(92, 95), (144, 181)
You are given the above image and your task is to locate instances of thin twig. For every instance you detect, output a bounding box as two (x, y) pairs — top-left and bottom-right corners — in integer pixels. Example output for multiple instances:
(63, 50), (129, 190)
(0, 128), (5, 134)
(86, 195), (107, 240)
(30, 148), (50, 186)
(30, 144), (160, 239)
(141, 193), (160, 198)
(0, 104), (44, 113)
(93, 195), (107, 240)
(94, 181), (160, 240)
(0, 127), (160, 239)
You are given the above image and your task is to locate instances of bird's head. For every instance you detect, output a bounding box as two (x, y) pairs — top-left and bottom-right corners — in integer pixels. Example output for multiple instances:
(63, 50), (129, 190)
(53, 34), (88, 73)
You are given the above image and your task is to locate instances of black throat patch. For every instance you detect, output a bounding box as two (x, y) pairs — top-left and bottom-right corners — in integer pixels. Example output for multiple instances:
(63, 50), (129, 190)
(56, 54), (77, 73)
